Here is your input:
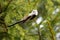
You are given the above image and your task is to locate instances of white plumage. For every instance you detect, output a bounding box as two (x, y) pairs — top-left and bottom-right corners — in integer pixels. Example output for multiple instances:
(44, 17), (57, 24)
(28, 10), (38, 16)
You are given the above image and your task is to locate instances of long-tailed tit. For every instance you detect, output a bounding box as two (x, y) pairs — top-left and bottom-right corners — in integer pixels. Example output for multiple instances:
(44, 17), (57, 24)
(8, 10), (38, 27)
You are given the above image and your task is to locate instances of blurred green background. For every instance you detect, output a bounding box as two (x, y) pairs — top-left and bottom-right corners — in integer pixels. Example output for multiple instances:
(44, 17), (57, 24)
(0, 0), (60, 40)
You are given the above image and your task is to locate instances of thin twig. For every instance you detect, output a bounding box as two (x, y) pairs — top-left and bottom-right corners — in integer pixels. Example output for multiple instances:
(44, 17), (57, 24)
(47, 21), (55, 40)
(0, 0), (13, 13)
(0, 0), (13, 32)
(37, 19), (45, 40)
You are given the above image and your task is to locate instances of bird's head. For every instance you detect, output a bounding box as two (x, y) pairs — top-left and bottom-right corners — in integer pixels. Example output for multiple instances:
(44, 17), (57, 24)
(29, 10), (38, 16)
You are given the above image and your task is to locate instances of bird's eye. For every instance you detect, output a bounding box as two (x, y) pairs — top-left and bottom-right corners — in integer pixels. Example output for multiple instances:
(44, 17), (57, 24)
(33, 11), (35, 13)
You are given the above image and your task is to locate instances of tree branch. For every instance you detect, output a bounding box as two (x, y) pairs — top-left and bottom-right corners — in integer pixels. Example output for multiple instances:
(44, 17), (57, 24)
(47, 21), (55, 40)
(0, 0), (13, 13)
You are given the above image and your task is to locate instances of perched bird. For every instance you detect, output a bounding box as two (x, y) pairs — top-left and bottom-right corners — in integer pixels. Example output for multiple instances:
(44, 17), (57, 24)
(8, 10), (38, 27)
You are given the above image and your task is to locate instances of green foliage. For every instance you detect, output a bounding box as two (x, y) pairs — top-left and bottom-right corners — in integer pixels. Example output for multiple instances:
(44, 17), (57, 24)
(0, 0), (60, 40)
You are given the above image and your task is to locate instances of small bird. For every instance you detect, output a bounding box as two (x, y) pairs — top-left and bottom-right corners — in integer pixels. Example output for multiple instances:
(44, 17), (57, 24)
(8, 10), (38, 27)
